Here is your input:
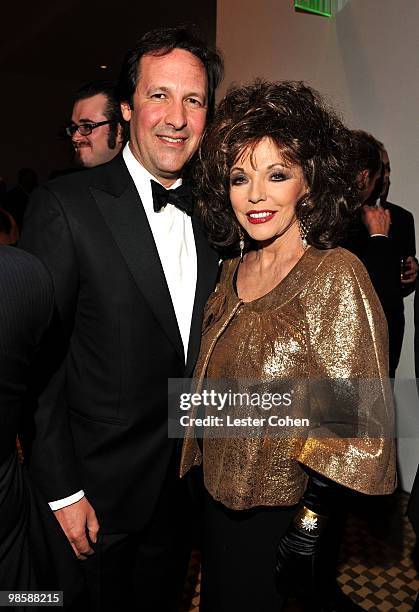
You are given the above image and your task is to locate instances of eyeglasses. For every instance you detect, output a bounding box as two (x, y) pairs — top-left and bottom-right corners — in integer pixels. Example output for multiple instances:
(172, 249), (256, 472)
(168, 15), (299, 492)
(65, 120), (113, 137)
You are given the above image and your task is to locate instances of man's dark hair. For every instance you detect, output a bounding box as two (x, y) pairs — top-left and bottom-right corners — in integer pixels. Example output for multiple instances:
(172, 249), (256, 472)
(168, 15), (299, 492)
(117, 26), (224, 120)
(196, 80), (361, 253)
(351, 130), (382, 179)
(73, 80), (128, 148)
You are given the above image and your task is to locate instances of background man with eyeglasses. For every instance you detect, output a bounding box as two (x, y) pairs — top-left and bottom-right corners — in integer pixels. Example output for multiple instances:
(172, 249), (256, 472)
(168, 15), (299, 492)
(20, 26), (223, 611)
(67, 80), (127, 168)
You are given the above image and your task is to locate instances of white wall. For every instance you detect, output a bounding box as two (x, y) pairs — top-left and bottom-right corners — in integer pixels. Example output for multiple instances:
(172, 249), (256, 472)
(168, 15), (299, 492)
(217, 0), (419, 490)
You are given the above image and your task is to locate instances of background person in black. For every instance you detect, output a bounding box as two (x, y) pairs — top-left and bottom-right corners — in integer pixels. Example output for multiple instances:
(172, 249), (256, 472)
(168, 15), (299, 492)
(0, 246), (82, 606)
(19, 26), (223, 612)
(378, 143), (417, 296)
(344, 131), (416, 377)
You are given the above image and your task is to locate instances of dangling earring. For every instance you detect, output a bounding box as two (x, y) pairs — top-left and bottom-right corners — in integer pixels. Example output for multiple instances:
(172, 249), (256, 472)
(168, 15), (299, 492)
(299, 217), (308, 250)
(298, 198), (310, 250)
(239, 229), (245, 262)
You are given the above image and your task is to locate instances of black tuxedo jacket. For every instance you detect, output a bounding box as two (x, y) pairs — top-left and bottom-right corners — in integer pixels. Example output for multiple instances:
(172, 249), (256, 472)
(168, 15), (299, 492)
(386, 201), (416, 297)
(19, 154), (219, 533)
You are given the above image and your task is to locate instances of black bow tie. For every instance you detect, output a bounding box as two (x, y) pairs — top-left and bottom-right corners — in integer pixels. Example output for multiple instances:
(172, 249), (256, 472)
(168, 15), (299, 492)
(150, 180), (193, 216)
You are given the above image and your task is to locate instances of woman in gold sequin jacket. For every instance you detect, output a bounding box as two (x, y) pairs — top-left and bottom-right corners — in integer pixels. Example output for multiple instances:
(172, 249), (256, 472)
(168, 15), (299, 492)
(180, 81), (396, 612)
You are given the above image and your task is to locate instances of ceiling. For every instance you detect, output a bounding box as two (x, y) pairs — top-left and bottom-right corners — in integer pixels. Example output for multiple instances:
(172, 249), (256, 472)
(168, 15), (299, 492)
(1, 0), (216, 83)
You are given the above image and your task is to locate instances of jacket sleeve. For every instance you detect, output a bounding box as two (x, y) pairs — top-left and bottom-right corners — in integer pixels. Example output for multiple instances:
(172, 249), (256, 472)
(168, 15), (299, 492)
(362, 235), (402, 316)
(297, 249), (397, 496)
(19, 185), (83, 500)
(20, 186), (79, 340)
(402, 210), (417, 298)
(400, 208), (416, 259)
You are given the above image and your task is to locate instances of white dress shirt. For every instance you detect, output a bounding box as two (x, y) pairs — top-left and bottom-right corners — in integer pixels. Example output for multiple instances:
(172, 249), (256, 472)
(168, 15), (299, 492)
(123, 144), (197, 353)
(49, 143), (197, 511)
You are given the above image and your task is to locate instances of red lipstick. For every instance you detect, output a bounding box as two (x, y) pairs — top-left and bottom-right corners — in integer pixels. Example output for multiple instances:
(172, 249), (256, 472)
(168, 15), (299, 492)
(246, 210), (276, 224)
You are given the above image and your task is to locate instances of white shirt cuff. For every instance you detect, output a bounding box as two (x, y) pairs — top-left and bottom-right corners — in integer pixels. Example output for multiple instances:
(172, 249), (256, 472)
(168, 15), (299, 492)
(49, 490), (85, 511)
(370, 233), (388, 238)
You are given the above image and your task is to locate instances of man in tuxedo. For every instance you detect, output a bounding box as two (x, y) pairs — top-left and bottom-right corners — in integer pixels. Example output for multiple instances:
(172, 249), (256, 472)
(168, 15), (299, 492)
(379, 144), (417, 367)
(345, 132), (416, 376)
(379, 145), (417, 289)
(20, 26), (223, 611)
(67, 80), (127, 168)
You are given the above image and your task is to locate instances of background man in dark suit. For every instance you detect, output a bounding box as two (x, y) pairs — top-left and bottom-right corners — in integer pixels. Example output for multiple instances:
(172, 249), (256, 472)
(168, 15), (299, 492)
(379, 144), (417, 371)
(379, 144), (417, 289)
(345, 131), (416, 376)
(20, 26), (223, 611)
(0, 246), (83, 605)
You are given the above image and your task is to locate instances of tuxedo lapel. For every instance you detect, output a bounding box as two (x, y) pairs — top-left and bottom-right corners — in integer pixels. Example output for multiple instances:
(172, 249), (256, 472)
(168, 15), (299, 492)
(185, 216), (219, 375)
(91, 171), (184, 363)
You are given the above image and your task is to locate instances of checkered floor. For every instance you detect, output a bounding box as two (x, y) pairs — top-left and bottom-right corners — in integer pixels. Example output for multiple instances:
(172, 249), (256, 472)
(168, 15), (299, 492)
(182, 491), (419, 611)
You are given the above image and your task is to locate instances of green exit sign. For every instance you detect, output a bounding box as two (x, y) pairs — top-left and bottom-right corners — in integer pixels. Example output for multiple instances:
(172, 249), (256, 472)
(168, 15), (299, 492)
(295, 0), (332, 17)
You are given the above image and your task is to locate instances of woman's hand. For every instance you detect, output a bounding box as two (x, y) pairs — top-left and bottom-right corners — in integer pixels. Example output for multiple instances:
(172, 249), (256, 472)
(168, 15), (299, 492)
(276, 505), (327, 596)
(276, 471), (331, 597)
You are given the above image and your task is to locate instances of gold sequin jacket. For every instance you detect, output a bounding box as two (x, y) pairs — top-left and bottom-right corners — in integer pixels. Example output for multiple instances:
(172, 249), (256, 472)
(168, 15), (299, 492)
(180, 247), (397, 510)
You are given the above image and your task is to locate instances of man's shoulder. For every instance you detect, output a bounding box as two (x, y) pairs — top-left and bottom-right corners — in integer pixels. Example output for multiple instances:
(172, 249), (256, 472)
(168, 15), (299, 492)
(0, 244), (47, 274)
(43, 154), (130, 201)
(387, 201), (414, 222)
(0, 246), (52, 299)
(24, 155), (133, 226)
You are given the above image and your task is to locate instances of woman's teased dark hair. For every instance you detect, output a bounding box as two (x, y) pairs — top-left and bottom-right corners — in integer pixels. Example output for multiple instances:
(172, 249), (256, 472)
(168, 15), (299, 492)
(195, 80), (361, 252)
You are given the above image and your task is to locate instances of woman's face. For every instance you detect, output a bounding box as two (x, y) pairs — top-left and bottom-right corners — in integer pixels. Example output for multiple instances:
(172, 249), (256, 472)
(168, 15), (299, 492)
(229, 138), (307, 244)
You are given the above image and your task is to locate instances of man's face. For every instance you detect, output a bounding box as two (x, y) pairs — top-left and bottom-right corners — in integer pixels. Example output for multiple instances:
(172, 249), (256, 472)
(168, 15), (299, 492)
(121, 48), (208, 187)
(70, 93), (121, 168)
(362, 166), (382, 202)
(381, 148), (391, 201)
